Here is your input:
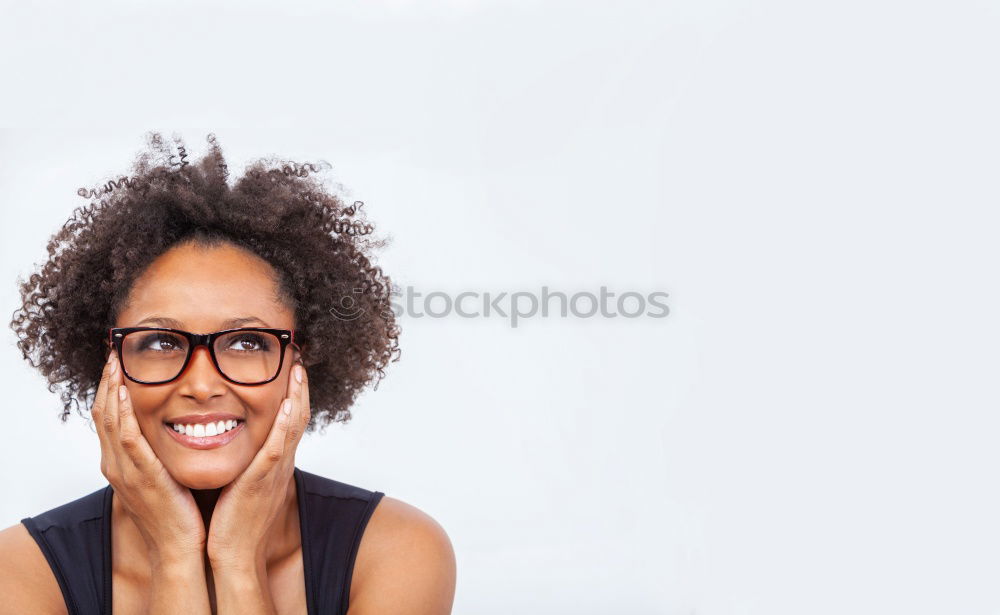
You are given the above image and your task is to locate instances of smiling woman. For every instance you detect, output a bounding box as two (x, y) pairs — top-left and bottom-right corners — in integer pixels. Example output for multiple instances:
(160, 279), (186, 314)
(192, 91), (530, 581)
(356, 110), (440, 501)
(0, 133), (456, 615)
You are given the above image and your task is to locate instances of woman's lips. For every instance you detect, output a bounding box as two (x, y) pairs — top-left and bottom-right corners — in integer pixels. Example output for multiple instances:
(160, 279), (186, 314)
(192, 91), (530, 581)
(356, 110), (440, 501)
(164, 421), (245, 450)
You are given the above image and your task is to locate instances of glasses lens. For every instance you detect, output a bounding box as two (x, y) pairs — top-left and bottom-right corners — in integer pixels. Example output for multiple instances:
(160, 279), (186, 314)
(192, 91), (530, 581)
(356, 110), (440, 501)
(213, 330), (282, 384)
(121, 329), (283, 384)
(121, 330), (190, 383)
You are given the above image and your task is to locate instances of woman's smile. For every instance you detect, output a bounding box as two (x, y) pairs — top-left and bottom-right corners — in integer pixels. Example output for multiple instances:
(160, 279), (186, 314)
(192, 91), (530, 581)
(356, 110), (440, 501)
(164, 415), (247, 450)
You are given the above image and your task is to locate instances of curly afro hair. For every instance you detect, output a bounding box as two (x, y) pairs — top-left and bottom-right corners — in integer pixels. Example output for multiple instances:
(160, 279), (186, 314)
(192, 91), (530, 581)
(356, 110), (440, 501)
(9, 132), (401, 433)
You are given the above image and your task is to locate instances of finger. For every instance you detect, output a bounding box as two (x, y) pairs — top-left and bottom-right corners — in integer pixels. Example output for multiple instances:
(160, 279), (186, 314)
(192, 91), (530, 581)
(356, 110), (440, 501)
(104, 357), (125, 466)
(116, 380), (159, 474)
(285, 365), (302, 445)
(244, 398), (293, 486)
(92, 351), (112, 423)
(237, 361), (308, 486)
(93, 351), (117, 470)
(102, 352), (122, 441)
(298, 364), (311, 431)
(287, 364), (309, 450)
(104, 360), (146, 470)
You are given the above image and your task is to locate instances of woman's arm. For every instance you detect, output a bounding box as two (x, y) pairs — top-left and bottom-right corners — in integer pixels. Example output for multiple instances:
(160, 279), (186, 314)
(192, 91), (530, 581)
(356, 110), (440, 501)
(347, 497), (457, 615)
(147, 553), (212, 615)
(210, 558), (278, 615)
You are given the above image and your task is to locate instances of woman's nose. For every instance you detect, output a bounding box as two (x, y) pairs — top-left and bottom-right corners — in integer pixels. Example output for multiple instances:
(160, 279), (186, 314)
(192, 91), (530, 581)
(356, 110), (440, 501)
(176, 345), (227, 398)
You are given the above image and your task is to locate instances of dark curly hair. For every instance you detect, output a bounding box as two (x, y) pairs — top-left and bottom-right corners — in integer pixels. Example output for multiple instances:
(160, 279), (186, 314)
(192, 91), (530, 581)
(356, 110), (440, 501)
(9, 132), (401, 433)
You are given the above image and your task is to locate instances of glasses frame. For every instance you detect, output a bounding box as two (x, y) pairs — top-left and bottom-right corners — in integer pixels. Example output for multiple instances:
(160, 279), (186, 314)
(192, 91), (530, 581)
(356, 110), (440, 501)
(108, 326), (304, 385)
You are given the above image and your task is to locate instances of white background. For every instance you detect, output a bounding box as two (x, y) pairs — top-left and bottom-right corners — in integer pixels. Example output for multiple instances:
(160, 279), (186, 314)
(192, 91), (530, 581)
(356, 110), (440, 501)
(2, 1), (999, 613)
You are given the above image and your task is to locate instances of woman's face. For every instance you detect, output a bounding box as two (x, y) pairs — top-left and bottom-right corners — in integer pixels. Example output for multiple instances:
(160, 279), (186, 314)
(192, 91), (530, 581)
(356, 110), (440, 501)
(113, 240), (300, 490)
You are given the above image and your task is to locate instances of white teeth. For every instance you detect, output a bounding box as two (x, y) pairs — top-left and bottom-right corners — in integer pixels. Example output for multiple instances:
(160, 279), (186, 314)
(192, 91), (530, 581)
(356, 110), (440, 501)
(171, 419), (241, 437)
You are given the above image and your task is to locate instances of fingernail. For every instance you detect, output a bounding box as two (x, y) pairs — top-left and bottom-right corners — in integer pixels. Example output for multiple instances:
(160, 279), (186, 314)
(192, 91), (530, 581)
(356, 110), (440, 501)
(283, 399), (292, 415)
(118, 385), (127, 401)
(294, 365), (303, 384)
(110, 359), (118, 375)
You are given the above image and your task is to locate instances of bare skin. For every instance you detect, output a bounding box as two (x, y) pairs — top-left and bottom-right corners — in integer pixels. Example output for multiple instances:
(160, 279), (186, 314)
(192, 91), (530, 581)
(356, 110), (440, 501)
(0, 241), (456, 614)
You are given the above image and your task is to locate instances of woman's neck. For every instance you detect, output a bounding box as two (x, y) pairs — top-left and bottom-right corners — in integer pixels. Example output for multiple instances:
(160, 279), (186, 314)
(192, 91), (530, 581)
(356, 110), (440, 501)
(190, 487), (223, 530)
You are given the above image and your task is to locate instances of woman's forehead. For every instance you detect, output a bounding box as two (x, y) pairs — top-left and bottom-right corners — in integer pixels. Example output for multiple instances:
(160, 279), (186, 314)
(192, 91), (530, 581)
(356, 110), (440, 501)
(118, 243), (293, 326)
(137, 241), (277, 283)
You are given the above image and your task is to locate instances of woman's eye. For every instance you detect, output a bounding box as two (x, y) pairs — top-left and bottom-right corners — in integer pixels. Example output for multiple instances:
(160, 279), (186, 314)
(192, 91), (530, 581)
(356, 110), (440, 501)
(227, 334), (269, 352)
(138, 334), (182, 352)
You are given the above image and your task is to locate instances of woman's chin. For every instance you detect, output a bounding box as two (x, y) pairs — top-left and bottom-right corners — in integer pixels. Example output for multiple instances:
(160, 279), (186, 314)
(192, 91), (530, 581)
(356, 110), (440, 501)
(167, 463), (242, 490)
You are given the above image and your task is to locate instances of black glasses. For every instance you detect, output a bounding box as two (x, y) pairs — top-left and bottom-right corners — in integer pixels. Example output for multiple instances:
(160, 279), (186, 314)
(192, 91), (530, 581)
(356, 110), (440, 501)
(108, 327), (304, 385)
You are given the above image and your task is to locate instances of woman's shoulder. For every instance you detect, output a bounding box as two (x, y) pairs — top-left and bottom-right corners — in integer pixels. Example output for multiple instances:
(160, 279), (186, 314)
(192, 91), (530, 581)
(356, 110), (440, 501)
(347, 492), (457, 613)
(0, 522), (68, 615)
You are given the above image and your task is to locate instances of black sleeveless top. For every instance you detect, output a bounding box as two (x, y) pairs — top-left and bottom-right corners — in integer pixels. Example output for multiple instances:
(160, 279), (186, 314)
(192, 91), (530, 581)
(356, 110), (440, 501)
(19, 467), (385, 615)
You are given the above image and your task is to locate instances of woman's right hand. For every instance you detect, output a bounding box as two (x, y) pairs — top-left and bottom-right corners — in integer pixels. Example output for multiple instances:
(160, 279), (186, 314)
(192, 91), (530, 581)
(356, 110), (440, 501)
(92, 349), (207, 567)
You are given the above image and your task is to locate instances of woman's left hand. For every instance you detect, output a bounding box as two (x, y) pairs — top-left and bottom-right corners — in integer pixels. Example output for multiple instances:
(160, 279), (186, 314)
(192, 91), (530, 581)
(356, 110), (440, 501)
(207, 361), (311, 573)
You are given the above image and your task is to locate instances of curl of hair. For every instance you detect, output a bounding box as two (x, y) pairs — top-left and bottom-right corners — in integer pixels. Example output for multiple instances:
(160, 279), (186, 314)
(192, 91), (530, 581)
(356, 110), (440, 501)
(10, 132), (401, 433)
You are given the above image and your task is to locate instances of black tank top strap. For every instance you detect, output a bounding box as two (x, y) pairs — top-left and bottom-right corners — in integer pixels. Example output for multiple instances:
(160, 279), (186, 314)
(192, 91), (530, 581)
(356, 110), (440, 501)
(294, 466), (386, 614)
(20, 467), (384, 615)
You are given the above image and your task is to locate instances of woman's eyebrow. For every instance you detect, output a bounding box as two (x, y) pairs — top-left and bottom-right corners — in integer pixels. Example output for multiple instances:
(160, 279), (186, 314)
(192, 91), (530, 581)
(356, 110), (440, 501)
(134, 316), (269, 328)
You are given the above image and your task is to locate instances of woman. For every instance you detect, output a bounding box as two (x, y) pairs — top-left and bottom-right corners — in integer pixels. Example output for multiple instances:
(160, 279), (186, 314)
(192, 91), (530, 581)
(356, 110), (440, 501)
(0, 133), (456, 614)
